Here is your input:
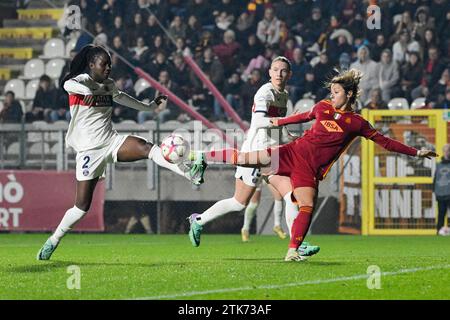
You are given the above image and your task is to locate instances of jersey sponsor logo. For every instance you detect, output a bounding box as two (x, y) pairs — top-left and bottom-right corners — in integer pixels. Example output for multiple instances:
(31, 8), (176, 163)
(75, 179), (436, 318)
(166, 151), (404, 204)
(320, 120), (343, 132)
(268, 105), (286, 117)
(93, 95), (112, 107)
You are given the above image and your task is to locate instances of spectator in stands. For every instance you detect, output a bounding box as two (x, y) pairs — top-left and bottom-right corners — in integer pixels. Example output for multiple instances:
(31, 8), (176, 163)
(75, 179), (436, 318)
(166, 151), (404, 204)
(286, 47), (310, 103)
(275, 0), (302, 28)
(131, 36), (150, 66)
(168, 15), (187, 40)
(239, 33), (264, 70)
(213, 29), (240, 77)
(185, 15), (202, 48)
(150, 35), (167, 58)
(190, 85), (214, 120)
(420, 28), (439, 62)
(143, 14), (163, 44)
(433, 143), (450, 236)
(327, 34), (353, 65)
(313, 53), (334, 100)
(256, 7), (281, 46)
(370, 34), (388, 62)
(137, 70), (181, 124)
(392, 30), (420, 65)
(413, 6), (435, 43)
(214, 10), (235, 32)
(188, 0), (215, 28)
(300, 69), (319, 101)
(339, 52), (351, 70)
(170, 54), (190, 94)
(299, 6), (327, 47)
(235, 11), (256, 42)
(26, 75), (57, 123)
(50, 89), (70, 123)
(411, 46), (446, 100)
(147, 51), (172, 78)
(190, 47), (224, 94)
(101, 0), (123, 28)
(108, 16), (127, 43)
(127, 12), (147, 47)
(350, 45), (379, 103)
(394, 11), (415, 39)
(397, 51), (423, 102)
(441, 87), (450, 109)
(364, 88), (388, 110)
(282, 37), (297, 62)
(0, 91), (23, 123)
(426, 68), (450, 108)
(223, 72), (244, 118)
(377, 49), (400, 102)
(240, 68), (264, 120)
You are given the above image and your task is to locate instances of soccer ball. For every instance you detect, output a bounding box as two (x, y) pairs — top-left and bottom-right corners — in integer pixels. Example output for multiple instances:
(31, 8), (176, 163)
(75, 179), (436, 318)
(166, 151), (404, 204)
(160, 134), (189, 164)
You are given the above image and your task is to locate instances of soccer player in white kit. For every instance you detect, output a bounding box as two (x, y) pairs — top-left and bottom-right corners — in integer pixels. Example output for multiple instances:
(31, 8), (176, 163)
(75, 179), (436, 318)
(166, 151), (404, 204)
(37, 45), (207, 260)
(187, 56), (319, 257)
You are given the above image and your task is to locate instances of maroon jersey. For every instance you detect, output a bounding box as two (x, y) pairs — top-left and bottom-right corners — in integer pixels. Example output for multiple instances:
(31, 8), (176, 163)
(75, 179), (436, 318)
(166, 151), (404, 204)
(278, 100), (418, 180)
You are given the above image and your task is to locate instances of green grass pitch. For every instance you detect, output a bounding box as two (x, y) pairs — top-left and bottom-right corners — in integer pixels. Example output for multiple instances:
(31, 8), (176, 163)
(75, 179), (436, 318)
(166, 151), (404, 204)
(0, 233), (449, 300)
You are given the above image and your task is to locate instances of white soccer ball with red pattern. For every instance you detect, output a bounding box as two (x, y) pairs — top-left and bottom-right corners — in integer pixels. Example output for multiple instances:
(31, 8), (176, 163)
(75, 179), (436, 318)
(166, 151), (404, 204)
(160, 134), (189, 164)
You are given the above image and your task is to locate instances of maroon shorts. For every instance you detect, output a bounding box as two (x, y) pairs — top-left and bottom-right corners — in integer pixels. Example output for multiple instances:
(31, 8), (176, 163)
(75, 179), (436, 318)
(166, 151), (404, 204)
(267, 142), (318, 189)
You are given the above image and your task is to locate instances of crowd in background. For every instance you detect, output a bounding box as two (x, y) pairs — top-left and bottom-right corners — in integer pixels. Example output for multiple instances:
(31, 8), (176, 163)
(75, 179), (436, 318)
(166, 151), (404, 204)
(1, 0), (449, 125)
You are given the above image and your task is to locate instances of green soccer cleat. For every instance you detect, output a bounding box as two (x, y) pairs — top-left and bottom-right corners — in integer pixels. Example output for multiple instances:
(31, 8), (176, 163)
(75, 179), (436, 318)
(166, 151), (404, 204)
(298, 241), (320, 257)
(36, 238), (58, 260)
(189, 152), (208, 186)
(188, 213), (203, 247)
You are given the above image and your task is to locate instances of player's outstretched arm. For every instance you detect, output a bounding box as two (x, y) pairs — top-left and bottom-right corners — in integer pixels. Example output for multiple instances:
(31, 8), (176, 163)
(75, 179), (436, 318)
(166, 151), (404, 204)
(370, 133), (438, 159)
(113, 91), (168, 111)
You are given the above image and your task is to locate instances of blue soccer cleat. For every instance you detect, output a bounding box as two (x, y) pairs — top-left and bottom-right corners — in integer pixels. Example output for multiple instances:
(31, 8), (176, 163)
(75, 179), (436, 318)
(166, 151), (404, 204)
(36, 238), (58, 260)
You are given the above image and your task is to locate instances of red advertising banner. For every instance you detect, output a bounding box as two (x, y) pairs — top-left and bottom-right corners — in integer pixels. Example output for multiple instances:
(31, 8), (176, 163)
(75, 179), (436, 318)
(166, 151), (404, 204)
(0, 170), (105, 231)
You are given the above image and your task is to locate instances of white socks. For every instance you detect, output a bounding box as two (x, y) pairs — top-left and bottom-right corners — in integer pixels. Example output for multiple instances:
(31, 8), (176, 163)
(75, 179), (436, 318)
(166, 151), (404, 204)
(242, 201), (259, 231)
(273, 199), (283, 227)
(149, 145), (188, 180)
(198, 197), (246, 226)
(283, 192), (299, 237)
(50, 206), (86, 245)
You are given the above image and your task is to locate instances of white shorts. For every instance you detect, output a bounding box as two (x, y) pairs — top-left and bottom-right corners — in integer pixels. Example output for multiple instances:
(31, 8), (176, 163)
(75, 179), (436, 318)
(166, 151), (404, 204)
(235, 166), (262, 187)
(75, 134), (128, 181)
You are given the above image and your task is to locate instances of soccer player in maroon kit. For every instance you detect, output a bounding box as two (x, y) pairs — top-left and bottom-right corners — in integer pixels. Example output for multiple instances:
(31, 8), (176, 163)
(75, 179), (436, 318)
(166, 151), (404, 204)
(190, 69), (438, 261)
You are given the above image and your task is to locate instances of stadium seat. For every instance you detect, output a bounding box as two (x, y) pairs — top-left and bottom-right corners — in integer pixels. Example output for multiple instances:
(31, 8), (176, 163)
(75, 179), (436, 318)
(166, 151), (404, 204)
(45, 59), (66, 79)
(160, 120), (181, 130)
(4, 79), (25, 98)
(20, 59), (45, 80)
(294, 98), (315, 113)
(410, 97), (427, 109)
(39, 38), (65, 59)
(27, 132), (43, 143)
(134, 78), (151, 97)
(25, 79), (40, 99)
(0, 100), (3, 111)
(65, 37), (77, 57)
(28, 142), (50, 155)
(7, 142), (20, 155)
(388, 97), (409, 110)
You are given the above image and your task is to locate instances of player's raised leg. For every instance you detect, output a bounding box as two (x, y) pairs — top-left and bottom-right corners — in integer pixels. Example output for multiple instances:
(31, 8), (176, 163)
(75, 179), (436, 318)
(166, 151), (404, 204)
(120, 135), (207, 185)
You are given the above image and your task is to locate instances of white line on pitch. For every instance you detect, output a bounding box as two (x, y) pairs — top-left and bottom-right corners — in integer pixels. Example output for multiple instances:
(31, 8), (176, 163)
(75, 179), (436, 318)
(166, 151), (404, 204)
(130, 264), (450, 300)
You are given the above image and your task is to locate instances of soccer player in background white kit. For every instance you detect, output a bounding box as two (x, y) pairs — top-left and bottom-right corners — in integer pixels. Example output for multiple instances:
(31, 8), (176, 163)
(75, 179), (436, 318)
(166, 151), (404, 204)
(187, 56), (319, 257)
(37, 45), (207, 260)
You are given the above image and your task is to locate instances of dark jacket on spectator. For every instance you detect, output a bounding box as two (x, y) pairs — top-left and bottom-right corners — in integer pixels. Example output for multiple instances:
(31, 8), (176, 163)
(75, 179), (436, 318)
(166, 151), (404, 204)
(0, 100), (23, 123)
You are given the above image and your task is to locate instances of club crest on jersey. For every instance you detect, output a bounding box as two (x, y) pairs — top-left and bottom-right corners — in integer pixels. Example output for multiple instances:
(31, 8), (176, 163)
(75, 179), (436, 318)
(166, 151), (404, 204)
(93, 95), (112, 107)
(320, 120), (343, 132)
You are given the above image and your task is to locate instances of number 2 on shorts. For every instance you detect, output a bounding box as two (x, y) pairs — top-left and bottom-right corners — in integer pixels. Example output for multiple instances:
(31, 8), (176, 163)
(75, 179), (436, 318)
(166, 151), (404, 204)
(82, 156), (90, 169)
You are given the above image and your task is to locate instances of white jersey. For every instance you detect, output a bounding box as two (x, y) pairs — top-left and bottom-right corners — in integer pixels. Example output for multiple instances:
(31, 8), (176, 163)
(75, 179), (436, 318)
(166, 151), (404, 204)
(64, 73), (155, 152)
(240, 82), (289, 152)
(65, 74), (119, 152)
